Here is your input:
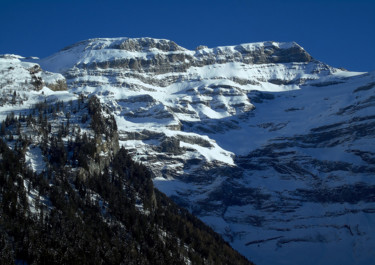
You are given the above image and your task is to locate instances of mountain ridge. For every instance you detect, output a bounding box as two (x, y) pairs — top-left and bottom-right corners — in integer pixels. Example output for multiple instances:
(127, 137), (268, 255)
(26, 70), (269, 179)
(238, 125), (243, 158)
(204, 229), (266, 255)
(38, 38), (314, 74)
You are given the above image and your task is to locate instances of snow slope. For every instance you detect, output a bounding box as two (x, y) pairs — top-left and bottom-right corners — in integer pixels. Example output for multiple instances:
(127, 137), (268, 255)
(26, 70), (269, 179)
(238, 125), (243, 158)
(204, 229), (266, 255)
(0, 54), (70, 122)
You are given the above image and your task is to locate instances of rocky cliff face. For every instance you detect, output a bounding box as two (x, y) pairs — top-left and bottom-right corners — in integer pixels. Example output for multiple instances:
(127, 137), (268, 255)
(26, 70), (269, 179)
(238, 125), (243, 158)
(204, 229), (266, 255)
(32, 37), (375, 265)
(46, 38), (312, 74)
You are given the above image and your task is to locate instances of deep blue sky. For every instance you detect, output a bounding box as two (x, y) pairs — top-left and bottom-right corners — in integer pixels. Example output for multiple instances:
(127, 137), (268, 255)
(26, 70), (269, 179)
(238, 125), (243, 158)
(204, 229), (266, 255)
(1, 0), (374, 71)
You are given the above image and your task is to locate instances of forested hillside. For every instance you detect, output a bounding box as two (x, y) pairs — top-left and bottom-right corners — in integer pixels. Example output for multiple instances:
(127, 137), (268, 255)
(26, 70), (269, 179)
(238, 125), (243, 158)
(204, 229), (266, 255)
(0, 95), (252, 265)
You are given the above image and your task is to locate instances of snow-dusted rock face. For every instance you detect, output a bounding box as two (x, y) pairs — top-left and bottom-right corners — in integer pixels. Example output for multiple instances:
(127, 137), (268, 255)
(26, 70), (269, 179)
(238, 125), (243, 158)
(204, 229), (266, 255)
(0, 54), (66, 93)
(40, 37), (312, 74)
(36, 38), (375, 265)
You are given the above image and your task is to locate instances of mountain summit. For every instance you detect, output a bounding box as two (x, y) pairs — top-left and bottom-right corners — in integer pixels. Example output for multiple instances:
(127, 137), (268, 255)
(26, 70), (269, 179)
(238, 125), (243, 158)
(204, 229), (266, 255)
(39, 38), (313, 74)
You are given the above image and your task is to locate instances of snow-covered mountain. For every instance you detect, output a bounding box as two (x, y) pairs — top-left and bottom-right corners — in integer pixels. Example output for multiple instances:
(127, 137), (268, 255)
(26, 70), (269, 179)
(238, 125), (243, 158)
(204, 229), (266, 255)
(3, 37), (375, 265)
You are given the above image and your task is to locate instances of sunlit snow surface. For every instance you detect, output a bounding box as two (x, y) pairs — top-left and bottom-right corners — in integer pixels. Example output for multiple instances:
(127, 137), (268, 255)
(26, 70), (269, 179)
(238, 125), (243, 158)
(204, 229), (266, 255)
(5, 38), (374, 265)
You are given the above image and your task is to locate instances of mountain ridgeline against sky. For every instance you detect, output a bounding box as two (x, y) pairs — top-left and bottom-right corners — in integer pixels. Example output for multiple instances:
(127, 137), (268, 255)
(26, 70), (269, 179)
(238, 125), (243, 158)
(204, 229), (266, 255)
(0, 37), (374, 265)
